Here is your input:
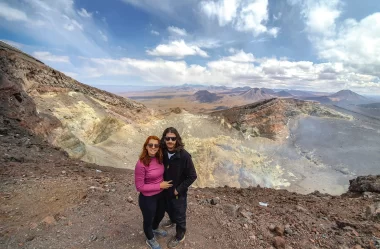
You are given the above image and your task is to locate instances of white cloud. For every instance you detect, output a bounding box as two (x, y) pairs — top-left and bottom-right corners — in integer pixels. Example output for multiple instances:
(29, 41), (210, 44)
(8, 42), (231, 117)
(317, 13), (380, 72)
(293, 0), (380, 78)
(146, 40), (209, 58)
(273, 12), (282, 21)
(167, 26), (187, 36)
(3, 0), (379, 94)
(235, 0), (268, 35)
(78, 8), (92, 18)
(82, 67), (104, 78)
(82, 50), (380, 94)
(0, 0), (108, 58)
(225, 50), (255, 62)
(228, 47), (236, 53)
(121, 0), (197, 16)
(33, 51), (70, 63)
(151, 30), (160, 35)
(304, 1), (341, 35)
(99, 30), (108, 42)
(200, 0), (279, 37)
(268, 27), (279, 37)
(190, 39), (221, 49)
(63, 15), (83, 31)
(63, 71), (78, 78)
(0, 2), (28, 22)
(200, 0), (239, 26)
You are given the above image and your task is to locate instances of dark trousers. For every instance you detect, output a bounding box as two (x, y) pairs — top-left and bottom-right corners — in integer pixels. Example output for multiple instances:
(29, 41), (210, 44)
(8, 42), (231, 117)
(167, 195), (187, 240)
(138, 192), (166, 240)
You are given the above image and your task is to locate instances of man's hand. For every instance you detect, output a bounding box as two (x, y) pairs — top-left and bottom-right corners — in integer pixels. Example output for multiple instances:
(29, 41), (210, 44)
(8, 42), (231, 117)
(160, 180), (173, 189)
(174, 189), (178, 195)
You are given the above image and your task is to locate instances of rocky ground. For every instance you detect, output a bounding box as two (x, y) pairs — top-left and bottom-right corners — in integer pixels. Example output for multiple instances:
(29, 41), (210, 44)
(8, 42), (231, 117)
(211, 98), (351, 140)
(1, 116), (380, 249)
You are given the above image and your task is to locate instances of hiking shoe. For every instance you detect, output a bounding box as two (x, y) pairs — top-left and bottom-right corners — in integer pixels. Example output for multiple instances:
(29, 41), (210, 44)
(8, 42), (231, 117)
(153, 228), (168, 237)
(167, 235), (185, 248)
(162, 220), (175, 228)
(146, 237), (162, 249)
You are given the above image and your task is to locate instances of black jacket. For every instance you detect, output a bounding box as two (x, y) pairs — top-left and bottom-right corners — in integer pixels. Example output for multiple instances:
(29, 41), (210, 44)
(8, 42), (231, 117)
(163, 149), (197, 198)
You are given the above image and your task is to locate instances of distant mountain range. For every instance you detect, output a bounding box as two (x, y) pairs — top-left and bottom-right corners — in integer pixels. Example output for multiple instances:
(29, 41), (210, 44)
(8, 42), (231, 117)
(303, 90), (369, 104)
(160, 84), (228, 92)
(330, 90), (368, 102)
(189, 86), (371, 106)
(231, 86), (252, 92)
(191, 90), (222, 103)
(240, 88), (273, 101)
(153, 83), (375, 105)
(275, 90), (293, 97)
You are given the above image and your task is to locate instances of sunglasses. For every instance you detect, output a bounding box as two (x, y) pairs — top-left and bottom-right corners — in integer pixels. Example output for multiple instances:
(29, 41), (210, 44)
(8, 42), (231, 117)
(147, 143), (160, 148)
(165, 136), (177, 141)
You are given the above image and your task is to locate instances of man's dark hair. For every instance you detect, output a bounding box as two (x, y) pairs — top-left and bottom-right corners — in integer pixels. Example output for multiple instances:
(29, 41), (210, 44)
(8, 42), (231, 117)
(161, 127), (185, 151)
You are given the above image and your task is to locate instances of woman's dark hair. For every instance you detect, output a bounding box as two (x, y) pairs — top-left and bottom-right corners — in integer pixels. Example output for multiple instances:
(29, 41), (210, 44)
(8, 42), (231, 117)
(139, 136), (163, 166)
(161, 127), (185, 152)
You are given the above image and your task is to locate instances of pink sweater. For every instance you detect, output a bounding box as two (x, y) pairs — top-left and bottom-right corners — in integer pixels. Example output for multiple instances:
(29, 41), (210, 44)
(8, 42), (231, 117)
(134, 158), (164, 196)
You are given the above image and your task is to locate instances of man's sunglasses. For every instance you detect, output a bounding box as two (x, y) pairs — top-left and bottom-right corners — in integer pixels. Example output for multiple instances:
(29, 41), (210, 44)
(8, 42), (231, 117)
(165, 137), (177, 141)
(147, 143), (160, 148)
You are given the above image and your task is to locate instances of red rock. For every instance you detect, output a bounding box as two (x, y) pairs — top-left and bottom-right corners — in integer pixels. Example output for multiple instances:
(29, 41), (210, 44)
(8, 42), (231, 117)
(351, 245), (363, 249)
(368, 241), (376, 249)
(272, 236), (286, 249)
(42, 216), (57, 225)
(274, 225), (285, 236)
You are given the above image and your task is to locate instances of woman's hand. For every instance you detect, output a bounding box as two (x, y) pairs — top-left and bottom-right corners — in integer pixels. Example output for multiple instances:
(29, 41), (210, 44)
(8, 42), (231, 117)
(160, 180), (173, 189)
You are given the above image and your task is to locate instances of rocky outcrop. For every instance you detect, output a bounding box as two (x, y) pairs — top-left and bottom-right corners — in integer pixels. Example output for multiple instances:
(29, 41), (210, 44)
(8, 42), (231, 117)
(0, 74), (39, 127)
(349, 175), (380, 193)
(0, 74), (62, 137)
(0, 50), (145, 112)
(211, 98), (350, 140)
(0, 42), (149, 163)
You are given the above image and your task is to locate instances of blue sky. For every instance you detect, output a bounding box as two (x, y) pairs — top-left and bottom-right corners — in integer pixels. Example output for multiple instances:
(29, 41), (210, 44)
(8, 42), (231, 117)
(0, 0), (380, 94)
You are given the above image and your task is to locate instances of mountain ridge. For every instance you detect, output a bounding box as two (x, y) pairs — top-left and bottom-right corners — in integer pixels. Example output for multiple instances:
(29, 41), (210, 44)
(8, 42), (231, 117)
(191, 90), (222, 103)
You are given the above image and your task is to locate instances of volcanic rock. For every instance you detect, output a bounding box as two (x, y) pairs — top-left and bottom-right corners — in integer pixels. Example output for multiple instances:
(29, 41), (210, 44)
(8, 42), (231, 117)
(349, 175), (380, 193)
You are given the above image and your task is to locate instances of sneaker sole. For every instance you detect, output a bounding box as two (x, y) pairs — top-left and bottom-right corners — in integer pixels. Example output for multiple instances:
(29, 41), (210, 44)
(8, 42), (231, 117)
(168, 235), (185, 248)
(145, 240), (153, 249)
(163, 224), (174, 228)
(179, 235), (185, 243)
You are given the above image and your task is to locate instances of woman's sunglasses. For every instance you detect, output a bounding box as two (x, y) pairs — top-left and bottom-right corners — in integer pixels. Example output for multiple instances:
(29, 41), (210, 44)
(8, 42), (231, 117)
(147, 143), (160, 148)
(165, 137), (177, 141)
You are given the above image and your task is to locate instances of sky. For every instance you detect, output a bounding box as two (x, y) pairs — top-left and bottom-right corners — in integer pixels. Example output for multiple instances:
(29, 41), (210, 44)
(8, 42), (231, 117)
(0, 0), (380, 94)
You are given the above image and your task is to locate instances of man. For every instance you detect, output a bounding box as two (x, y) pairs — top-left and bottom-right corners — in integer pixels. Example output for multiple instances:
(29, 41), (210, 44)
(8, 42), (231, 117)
(160, 127), (197, 248)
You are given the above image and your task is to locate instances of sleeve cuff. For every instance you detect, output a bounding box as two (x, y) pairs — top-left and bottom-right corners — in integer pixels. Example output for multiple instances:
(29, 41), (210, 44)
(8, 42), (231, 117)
(156, 183), (161, 190)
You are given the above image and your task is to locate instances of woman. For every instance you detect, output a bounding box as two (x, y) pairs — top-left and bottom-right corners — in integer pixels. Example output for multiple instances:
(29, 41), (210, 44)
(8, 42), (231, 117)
(135, 136), (173, 249)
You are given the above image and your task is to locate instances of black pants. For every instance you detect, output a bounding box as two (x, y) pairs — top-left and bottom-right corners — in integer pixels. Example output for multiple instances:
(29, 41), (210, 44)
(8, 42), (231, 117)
(167, 195), (187, 240)
(138, 192), (166, 240)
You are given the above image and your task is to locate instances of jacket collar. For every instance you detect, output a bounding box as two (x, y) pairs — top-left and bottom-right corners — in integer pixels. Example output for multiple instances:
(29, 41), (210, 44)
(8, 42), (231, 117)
(166, 149), (181, 159)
